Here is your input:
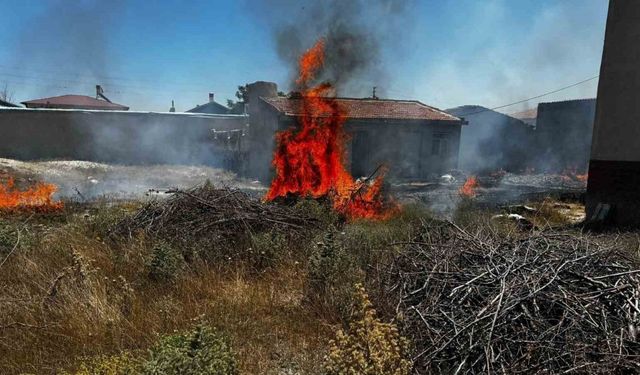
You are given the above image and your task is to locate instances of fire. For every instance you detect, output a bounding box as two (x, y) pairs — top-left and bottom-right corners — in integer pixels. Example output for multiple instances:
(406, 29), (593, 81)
(0, 177), (63, 212)
(459, 176), (479, 198)
(560, 167), (588, 185)
(265, 39), (396, 220)
(575, 173), (588, 183)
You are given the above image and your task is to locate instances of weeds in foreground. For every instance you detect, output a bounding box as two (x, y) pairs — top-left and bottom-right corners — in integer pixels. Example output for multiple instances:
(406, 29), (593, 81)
(63, 325), (237, 375)
(325, 284), (411, 375)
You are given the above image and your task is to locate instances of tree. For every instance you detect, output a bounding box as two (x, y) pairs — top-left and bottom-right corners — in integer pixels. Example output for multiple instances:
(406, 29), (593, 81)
(226, 84), (248, 114)
(0, 82), (14, 103)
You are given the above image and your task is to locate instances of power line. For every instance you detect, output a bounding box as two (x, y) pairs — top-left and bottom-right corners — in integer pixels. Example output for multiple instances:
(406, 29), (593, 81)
(455, 75), (600, 117)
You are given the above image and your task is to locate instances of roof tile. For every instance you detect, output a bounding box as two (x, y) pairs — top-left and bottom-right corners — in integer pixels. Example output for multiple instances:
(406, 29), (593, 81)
(22, 95), (129, 110)
(262, 97), (460, 122)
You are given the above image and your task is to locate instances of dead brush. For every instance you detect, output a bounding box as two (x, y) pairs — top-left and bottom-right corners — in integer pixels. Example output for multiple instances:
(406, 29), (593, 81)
(109, 184), (319, 269)
(385, 220), (640, 374)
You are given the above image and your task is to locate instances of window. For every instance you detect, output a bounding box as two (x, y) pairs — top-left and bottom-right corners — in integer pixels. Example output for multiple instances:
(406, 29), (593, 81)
(431, 132), (450, 156)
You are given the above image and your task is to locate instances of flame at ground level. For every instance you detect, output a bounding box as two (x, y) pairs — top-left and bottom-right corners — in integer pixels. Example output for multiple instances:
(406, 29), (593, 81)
(459, 176), (479, 198)
(265, 39), (397, 220)
(0, 177), (63, 212)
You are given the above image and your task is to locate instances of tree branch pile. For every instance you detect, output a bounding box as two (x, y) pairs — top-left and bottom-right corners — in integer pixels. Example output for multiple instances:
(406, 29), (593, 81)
(110, 184), (316, 245)
(387, 222), (640, 374)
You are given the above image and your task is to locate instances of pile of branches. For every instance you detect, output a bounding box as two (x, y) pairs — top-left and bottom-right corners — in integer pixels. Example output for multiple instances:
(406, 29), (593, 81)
(387, 222), (640, 374)
(110, 184), (315, 245)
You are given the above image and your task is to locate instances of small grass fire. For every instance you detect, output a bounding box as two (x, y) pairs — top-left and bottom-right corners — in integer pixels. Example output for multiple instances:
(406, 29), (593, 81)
(459, 176), (479, 198)
(265, 39), (397, 220)
(0, 177), (63, 212)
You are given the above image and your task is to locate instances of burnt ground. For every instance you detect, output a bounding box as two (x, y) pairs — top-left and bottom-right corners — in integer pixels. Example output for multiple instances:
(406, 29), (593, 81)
(1, 158), (586, 221)
(0, 158), (266, 201)
(391, 172), (586, 220)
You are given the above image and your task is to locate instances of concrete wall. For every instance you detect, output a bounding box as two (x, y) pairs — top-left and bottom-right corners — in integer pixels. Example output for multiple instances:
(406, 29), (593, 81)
(245, 81), (279, 182)
(535, 99), (596, 172)
(586, 0), (640, 226)
(0, 108), (246, 166)
(447, 106), (534, 173)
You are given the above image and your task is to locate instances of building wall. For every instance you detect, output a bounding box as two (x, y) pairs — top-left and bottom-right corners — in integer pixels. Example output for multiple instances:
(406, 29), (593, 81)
(447, 106), (534, 173)
(586, 0), (640, 226)
(535, 99), (596, 172)
(0, 108), (246, 166)
(348, 120), (461, 180)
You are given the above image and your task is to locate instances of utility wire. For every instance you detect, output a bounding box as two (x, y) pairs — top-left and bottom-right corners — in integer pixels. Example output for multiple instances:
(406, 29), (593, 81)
(455, 75), (600, 117)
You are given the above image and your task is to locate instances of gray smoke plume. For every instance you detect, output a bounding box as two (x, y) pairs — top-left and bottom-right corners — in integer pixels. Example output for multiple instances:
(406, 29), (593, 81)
(247, 0), (417, 96)
(9, 0), (127, 97)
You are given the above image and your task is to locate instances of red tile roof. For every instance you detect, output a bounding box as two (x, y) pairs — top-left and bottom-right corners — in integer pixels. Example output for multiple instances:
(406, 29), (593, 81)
(22, 95), (129, 111)
(262, 97), (460, 122)
(510, 108), (537, 120)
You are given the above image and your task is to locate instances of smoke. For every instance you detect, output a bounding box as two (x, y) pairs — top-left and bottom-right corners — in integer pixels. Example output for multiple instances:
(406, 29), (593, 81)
(414, 0), (606, 111)
(9, 0), (127, 98)
(447, 105), (535, 173)
(246, 0), (417, 96)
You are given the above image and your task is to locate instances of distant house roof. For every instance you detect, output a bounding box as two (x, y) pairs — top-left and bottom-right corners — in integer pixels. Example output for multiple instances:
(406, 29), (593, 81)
(262, 97), (461, 122)
(447, 105), (531, 127)
(187, 101), (229, 114)
(21, 95), (129, 110)
(538, 98), (596, 109)
(0, 98), (20, 108)
(510, 108), (538, 120)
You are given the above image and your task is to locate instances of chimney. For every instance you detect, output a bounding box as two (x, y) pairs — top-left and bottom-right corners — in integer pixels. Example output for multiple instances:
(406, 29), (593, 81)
(95, 85), (112, 103)
(169, 100), (175, 112)
(209, 93), (214, 103)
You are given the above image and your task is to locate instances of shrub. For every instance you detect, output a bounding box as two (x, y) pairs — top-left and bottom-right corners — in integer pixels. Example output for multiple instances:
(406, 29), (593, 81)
(293, 198), (340, 227)
(249, 230), (288, 270)
(61, 352), (143, 375)
(142, 325), (238, 375)
(0, 223), (17, 252)
(325, 284), (411, 375)
(147, 242), (184, 282)
(306, 227), (363, 321)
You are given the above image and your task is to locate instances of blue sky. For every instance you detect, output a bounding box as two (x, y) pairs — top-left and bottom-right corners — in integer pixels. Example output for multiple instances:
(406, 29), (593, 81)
(0, 0), (608, 112)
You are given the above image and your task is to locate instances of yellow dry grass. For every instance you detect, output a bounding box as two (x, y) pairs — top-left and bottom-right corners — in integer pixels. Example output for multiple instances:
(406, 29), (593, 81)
(0, 208), (330, 374)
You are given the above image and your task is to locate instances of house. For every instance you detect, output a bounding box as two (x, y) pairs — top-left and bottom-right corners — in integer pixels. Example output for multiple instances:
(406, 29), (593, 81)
(21, 85), (128, 111)
(187, 93), (230, 114)
(0, 98), (20, 108)
(447, 105), (535, 173)
(241, 81), (465, 182)
(534, 98), (596, 172)
(22, 95), (129, 111)
(586, 0), (640, 226)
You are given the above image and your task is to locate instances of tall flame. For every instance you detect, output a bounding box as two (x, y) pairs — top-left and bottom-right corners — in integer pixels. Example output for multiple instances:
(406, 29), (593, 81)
(265, 39), (396, 220)
(0, 177), (63, 212)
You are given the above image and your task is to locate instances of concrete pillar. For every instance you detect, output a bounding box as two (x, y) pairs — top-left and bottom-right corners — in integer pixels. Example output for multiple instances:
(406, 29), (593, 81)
(586, 0), (640, 226)
(245, 81), (279, 182)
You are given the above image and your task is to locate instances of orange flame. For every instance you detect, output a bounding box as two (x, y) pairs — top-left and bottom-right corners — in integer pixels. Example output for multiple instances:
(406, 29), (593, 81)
(575, 173), (588, 183)
(0, 177), (63, 212)
(459, 176), (479, 198)
(265, 39), (396, 220)
(560, 167), (588, 185)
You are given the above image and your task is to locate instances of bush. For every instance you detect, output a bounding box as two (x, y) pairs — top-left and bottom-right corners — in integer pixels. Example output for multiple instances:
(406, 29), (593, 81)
(142, 325), (238, 375)
(293, 198), (340, 227)
(61, 352), (143, 375)
(147, 242), (184, 282)
(249, 230), (288, 270)
(306, 227), (363, 321)
(325, 284), (412, 375)
(0, 223), (17, 253)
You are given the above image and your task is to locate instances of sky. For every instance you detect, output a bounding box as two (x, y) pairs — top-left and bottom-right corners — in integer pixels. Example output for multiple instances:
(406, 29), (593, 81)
(0, 0), (609, 113)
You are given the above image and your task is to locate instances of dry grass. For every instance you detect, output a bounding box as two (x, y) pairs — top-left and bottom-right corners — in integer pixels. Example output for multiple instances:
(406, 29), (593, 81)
(0, 205), (330, 374)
